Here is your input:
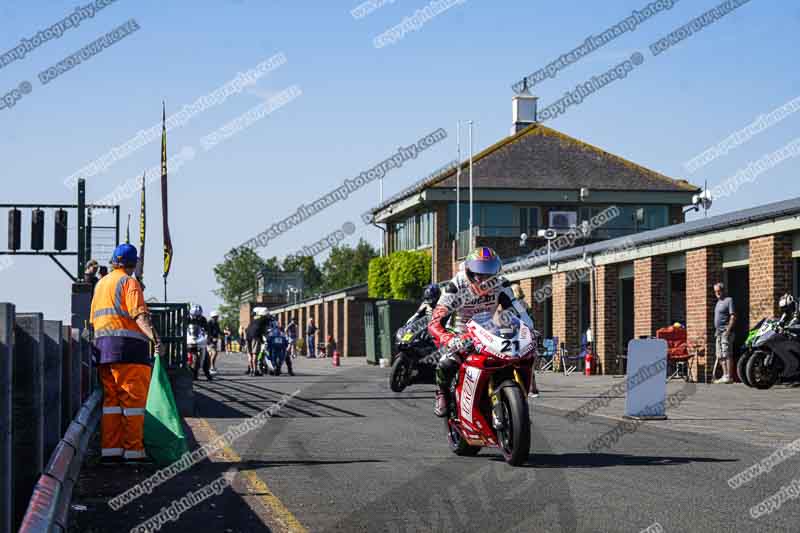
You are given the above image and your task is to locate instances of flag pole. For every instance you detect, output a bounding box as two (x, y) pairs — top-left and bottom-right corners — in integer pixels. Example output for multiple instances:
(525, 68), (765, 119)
(468, 120), (474, 244)
(456, 121), (461, 251)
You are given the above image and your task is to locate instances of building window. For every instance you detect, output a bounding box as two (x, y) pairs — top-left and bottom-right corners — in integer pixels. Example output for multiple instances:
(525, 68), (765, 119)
(519, 207), (540, 236)
(391, 211), (433, 251)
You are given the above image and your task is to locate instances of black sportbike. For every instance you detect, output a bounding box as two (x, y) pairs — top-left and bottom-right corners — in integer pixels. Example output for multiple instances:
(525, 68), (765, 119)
(389, 315), (438, 392)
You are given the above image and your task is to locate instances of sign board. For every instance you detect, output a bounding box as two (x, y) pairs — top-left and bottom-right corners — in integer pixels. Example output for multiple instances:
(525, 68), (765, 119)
(624, 338), (668, 420)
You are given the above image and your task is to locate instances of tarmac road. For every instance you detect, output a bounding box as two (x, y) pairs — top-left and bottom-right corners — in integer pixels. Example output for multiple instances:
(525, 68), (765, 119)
(71, 353), (800, 532)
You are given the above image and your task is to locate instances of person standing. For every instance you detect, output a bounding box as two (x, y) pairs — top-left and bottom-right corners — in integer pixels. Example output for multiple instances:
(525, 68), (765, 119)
(713, 282), (736, 384)
(90, 244), (160, 462)
(84, 259), (100, 291)
(306, 318), (318, 358)
(286, 318), (298, 359)
(246, 308), (271, 376)
(223, 327), (232, 352)
(207, 311), (222, 375)
(238, 324), (246, 353)
(188, 305), (212, 381)
(512, 283), (540, 398)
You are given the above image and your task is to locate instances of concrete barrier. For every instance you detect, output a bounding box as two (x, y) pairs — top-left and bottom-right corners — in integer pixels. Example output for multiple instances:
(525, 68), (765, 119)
(0, 303), (14, 533)
(13, 313), (46, 529)
(42, 320), (63, 466)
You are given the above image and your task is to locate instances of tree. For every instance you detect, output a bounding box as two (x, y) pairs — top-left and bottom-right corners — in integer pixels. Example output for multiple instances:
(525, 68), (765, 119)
(320, 239), (378, 293)
(213, 247), (267, 327)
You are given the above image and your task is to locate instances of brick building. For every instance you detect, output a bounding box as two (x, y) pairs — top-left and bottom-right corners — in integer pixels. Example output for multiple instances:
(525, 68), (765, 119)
(267, 284), (374, 357)
(371, 96), (700, 283)
(503, 197), (800, 380)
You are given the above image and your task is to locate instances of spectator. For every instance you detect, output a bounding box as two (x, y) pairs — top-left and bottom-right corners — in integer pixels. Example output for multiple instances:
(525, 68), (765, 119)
(306, 318), (318, 358)
(223, 327), (232, 351)
(713, 282), (736, 384)
(207, 311), (222, 375)
(84, 259), (99, 290)
(286, 318), (298, 359)
(98, 265), (108, 278)
(239, 324), (247, 353)
(511, 284), (539, 397)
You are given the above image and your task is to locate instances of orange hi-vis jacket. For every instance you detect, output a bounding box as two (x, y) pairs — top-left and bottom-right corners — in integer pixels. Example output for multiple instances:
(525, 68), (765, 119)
(90, 268), (152, 365)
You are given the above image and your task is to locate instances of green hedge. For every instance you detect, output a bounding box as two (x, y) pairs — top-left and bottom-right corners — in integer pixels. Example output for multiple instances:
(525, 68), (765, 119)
(368, 255), (392, 298)
(369, 250), (432, 301)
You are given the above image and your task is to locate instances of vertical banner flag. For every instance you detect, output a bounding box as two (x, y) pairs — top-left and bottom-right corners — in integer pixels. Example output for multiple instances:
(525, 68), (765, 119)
(135, 172), (146, 282)
(161, 102), (173, 279)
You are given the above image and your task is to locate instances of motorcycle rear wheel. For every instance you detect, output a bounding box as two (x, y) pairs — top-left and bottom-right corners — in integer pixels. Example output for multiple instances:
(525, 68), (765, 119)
(390, 354), (411, 392)
(496, 381), (531, 466)
(746, 350), (780, 390)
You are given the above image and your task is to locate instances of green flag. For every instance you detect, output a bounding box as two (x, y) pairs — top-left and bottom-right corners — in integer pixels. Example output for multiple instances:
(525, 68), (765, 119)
(144, 354), (188, 466)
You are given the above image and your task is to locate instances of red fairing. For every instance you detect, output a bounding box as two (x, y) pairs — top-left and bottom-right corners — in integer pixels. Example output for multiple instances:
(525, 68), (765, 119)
(428, 304), (454, 348)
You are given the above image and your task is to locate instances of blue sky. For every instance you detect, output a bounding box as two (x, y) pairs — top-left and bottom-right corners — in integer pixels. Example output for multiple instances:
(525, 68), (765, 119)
(1, 0), (798, 322)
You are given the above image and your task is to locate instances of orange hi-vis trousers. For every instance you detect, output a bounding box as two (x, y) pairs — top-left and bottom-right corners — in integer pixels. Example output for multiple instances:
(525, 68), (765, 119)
(100, 363), (152, 459)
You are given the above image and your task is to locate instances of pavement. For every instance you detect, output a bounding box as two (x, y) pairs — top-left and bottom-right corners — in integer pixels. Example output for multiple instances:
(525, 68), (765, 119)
(69, 352), (800, 532)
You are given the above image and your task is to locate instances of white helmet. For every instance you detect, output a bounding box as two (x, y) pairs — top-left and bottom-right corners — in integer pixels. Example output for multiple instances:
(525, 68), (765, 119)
(210, 310), (220, 318)
(254, 307), (269, 317)
(190, 304), (203, 317)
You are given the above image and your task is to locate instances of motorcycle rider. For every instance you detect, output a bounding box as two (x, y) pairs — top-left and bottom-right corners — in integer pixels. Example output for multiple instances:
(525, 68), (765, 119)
(428, 247), (533, 417)
(207, 310), (222, 375)
(188, 305), (213, 381)
(406, 284), (441, 325)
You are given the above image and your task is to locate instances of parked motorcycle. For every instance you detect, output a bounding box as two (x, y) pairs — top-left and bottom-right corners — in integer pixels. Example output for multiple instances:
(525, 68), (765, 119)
(746, 294), (800, 389)
(389, 315), (438, 392)
(738, 317), (780, 387)
(444, 311), (537, 466)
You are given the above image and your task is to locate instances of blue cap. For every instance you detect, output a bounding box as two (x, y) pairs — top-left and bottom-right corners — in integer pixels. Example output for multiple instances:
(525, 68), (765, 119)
(111, 243), (138, 267)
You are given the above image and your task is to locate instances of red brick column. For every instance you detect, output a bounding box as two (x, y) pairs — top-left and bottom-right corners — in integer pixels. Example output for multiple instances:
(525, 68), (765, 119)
(323, 300), (334, 345)
(332, 299), (344, 352)
(750, 234), (794, 326)
(530, 276), (549, 334)
(593, 264), (618, 374)
(432, 204), (453, 283)
(298, 306), (306, 353)
(686, 247), (723, 381)
(634, 256), (668, 338)
(552, 271), (579, 355)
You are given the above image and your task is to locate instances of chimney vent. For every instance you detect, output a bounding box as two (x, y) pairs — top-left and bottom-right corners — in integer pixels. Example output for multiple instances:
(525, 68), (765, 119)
(511, 95), (538, 134)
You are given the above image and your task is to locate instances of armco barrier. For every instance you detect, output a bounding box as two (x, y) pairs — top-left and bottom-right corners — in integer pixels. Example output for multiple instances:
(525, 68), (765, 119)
(18, 390), (101, 533)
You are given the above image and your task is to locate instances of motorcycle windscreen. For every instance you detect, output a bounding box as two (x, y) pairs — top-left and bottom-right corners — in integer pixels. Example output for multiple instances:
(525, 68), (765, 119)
(466, 312), (533, 359)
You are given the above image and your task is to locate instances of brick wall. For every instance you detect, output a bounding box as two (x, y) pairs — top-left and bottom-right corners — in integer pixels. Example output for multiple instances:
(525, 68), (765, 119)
(343, 298), (367, 357)
(593, 264), (618, 374)
(552, 271), (579, 354)
(686, 247), (722, 382)
(432, 203), (453, 283)
(633, 256), (668, 338)
(749, 234), (794, 325)
(332, 300), (344, 352)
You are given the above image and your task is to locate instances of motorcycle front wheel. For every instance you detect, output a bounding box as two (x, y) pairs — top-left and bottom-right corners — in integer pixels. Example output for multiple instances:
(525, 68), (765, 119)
(738, 351), (753, 387)
(746, 350), (780, 390)
(496, 381), (531, 466)
(390, 353), (412, 392)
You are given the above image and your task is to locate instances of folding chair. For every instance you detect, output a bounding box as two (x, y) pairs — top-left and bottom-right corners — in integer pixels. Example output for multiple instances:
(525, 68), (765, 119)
(559, 341), (583, 376)
(536, 338), (556, 372)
